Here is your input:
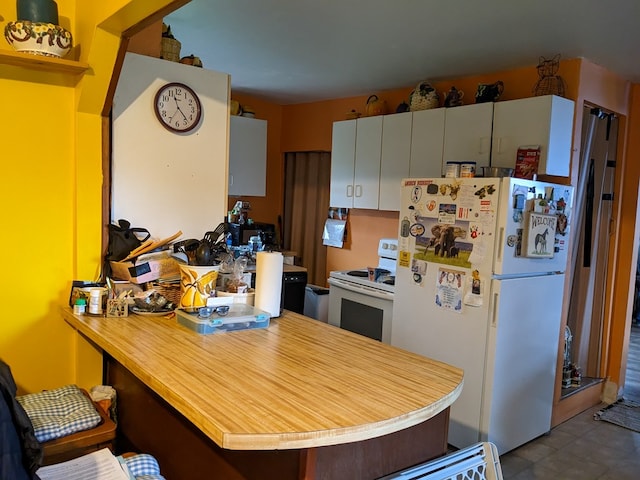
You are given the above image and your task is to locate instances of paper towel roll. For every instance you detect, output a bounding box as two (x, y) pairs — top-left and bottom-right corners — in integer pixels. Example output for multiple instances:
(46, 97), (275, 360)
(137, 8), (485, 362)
(254, 251), (283, 317)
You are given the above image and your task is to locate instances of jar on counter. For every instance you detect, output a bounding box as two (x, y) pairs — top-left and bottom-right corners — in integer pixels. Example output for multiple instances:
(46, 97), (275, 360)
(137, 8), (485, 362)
(460, 162), (476, 177)
(89, 289), (103, 315)
(445, 162), (460, 178)
(73, 298), (86, 315)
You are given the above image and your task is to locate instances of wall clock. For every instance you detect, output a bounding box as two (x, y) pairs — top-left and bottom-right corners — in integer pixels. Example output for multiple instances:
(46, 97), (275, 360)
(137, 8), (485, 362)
(153, 82), (202, 133)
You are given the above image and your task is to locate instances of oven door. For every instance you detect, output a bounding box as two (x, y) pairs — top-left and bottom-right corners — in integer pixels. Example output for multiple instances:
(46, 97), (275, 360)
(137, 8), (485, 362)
(328, 277), (393, 343)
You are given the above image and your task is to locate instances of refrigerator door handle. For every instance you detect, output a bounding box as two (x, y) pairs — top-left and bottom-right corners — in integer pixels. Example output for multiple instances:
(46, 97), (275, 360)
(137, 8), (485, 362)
(491, 293), (499, 327)
(328, 277), (394, 300)
(497, 227), (504, 262)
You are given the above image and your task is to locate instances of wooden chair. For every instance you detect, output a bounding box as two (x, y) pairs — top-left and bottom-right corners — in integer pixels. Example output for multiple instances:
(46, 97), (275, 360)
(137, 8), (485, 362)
(39, 389), (116, 465)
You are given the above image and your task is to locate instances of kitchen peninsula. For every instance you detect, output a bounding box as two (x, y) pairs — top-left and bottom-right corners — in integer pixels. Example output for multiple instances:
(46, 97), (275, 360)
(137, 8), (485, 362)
(62, 308), (463, 480)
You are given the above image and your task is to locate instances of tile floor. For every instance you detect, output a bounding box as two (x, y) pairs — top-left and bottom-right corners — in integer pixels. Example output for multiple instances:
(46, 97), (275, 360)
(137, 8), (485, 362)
(499, 325), (640, 479)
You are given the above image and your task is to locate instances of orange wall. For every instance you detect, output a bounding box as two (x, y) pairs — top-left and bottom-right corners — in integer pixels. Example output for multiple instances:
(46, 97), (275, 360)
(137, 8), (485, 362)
(606, 81), (638, 389)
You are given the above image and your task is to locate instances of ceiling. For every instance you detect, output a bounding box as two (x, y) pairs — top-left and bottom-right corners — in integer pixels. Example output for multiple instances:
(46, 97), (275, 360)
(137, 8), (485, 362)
(164, 0), (640, 105)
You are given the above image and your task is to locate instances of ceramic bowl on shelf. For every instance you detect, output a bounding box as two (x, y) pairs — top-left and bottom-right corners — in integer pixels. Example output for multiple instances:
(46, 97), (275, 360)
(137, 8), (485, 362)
(4, 20), (72, 58)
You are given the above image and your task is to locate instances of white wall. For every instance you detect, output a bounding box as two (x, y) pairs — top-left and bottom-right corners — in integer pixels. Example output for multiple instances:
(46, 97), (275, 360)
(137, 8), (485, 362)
(112, 52), (230, 240)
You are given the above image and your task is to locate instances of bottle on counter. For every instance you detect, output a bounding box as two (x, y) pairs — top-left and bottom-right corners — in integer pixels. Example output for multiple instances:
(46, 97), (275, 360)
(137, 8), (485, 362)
(89, 289), (103, 315)
(73, 298), (86, 315)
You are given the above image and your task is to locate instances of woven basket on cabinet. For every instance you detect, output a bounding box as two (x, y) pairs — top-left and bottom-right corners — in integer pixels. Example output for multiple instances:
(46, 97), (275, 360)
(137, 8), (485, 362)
(161, 37), (181, 62)
(409, 81), (440, 111)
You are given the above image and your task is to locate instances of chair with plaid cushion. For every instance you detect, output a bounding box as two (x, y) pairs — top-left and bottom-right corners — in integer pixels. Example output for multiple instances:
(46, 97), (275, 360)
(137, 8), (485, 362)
(1, 359), (165, 479)
(17, 384), (116, 465)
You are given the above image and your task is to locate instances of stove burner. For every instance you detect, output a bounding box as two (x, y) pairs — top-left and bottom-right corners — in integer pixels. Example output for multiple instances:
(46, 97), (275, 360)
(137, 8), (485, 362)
(347, 270), (369, 277)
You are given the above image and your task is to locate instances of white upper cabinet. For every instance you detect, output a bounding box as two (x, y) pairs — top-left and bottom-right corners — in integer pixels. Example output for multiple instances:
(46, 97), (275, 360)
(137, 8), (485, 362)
(379, 112), (412, 211)
(229, 116), (267, 196)
(353, 116), (383, 209)
(443, 102), (494, 175)
(492, 95), (575, 176)
(330, 119), (357, 208)
(330, 94), (574, 213)
(330, 117), (383, 209)
(409, 108), (446, 178)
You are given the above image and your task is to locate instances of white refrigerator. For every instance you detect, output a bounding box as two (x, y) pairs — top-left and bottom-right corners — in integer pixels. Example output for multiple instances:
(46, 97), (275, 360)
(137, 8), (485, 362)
(391, 176), (573, 454)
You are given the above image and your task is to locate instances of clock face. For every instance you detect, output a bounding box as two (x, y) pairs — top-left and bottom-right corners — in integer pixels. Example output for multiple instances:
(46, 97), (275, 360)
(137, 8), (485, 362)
(153, 82), (202, 133)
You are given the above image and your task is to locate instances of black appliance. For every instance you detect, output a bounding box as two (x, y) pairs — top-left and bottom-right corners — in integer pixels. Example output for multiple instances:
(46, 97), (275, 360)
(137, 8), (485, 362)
(250, 269), (307, 315)
(282, 270), (307, 314)
(228, 222), (277, 247)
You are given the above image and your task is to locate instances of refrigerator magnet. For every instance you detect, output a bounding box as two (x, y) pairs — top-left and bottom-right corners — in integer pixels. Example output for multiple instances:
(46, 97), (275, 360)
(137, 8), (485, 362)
(522, 212), (558, 258)
(435, 268), (464, 312)
(464, 270), (483, 307)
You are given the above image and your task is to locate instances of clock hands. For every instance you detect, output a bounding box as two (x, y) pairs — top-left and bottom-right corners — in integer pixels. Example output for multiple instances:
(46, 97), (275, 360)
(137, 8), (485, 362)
(173, 97), (189, 123)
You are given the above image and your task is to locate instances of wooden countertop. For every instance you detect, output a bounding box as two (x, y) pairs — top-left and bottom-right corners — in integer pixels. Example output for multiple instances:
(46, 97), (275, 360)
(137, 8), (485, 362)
(62, 308), (462, 451)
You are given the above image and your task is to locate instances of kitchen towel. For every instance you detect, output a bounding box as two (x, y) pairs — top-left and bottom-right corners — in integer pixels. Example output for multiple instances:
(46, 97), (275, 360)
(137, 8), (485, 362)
(254, 251), (283, 317)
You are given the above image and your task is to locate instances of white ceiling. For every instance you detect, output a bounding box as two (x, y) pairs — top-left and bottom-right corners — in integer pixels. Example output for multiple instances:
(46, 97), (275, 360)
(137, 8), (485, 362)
(165, 0), (640, 105)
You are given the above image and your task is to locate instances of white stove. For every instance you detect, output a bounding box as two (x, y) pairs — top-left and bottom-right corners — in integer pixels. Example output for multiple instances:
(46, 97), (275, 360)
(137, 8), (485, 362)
(328, 238), (398, 294)
(327, 239), (398, 343)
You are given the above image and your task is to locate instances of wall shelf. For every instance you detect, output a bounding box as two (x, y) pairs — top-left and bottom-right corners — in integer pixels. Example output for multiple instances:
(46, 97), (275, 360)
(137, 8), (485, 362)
(0, 49), (89, 74)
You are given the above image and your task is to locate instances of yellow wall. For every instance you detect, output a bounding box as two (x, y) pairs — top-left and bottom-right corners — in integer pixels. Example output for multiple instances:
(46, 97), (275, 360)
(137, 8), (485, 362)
(0, 0), (184, 393)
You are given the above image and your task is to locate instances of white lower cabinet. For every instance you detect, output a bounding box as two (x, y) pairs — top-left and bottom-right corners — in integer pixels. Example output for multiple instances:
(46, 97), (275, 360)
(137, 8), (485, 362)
(229, 116), (267, 196)
(492, 95), (574, 176)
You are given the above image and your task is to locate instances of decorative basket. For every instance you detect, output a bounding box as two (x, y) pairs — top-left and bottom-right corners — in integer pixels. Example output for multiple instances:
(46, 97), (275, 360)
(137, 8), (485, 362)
(161, 37), (181, 62)
(409, 82), (440, 111)
(148, 281), (181, 306)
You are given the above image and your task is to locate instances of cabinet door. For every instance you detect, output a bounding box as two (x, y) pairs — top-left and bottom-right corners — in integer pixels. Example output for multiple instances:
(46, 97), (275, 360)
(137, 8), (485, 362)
(443, 103), (494, 175)
(492, 95), (574, 176)
(330, 120), (357, 208)
(379, 112), (412, 211)
(409, 108), (445, 178)
(229, 116), (267, 196)
(353, 115), (383, 209)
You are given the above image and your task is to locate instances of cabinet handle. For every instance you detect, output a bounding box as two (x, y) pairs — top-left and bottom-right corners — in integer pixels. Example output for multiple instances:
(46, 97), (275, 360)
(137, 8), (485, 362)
(495, 137), (502, 154)
(229, 174), (234, 186)
(355, 185), (362, 198)
(479, 136), (490, 155)
(346, 185), (353, 198)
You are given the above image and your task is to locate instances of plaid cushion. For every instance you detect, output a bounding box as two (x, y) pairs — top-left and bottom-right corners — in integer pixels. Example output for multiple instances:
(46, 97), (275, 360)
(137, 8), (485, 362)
(16, 384), (101, 443)
(124, 454), (165, 479)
